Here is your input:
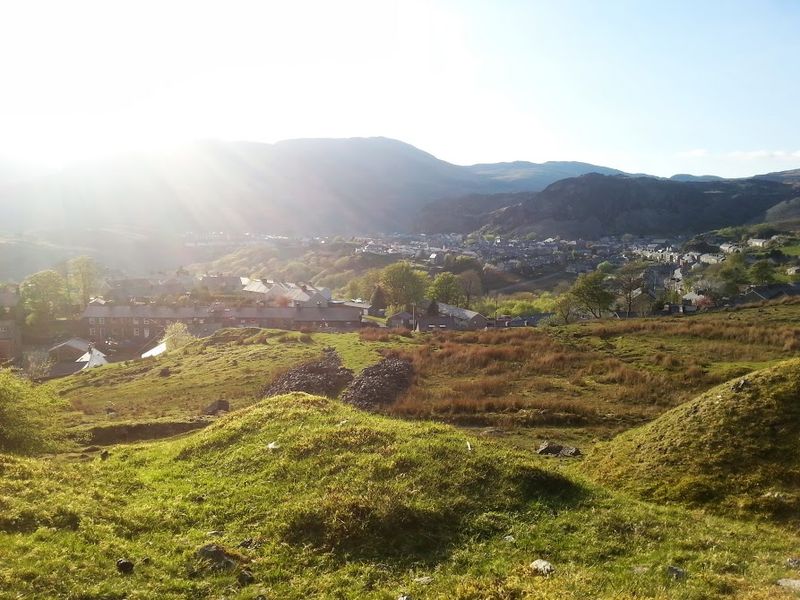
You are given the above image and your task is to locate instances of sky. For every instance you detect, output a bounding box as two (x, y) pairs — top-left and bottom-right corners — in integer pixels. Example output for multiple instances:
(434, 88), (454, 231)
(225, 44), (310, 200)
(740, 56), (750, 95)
(0, 0), (798, 177)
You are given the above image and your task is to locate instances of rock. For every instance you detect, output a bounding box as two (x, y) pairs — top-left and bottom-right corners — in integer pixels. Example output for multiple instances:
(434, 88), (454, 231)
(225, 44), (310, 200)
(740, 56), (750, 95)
(237, 568), (256, 586)
(632, 565), (649, 574)
(100, 449), (110, 461)
(559, 445), (582, 457)
(503, 535), (516, 543)
(537, 441), (582, 457)
(787, 557), (800, 569)
(667, 565), (687, 580)
(778, 579), (800, 591)
(397, 595), (412, 600)
(159, 367), (171, 377)
(413, 576), (433, 585)
(536, 441), (563, 455)
(204, 399), (230, 416)
(195, 543), (240, 571)
(530, 559), (555, 576)
(340, 358), (414, 409)
(238, 538), (255, 548)
(262, 348), (354, 398)
(732, 378), (750, 392)
(116, 558), (134, 574)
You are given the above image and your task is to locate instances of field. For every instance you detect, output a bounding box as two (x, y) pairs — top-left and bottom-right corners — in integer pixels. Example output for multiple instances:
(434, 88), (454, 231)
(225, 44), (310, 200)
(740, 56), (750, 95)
(3, 301), (800, 597)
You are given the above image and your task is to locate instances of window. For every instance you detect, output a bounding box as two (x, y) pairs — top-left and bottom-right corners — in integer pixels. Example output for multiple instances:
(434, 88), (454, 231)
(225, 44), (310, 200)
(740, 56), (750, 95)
(133, 318), (140, 325)
(97, 317), (105, 325)
(133, 328), (140, 337)
(89, 327), (96, 336)
(89, 317), (95, 325)
(143, 318), (150, 325)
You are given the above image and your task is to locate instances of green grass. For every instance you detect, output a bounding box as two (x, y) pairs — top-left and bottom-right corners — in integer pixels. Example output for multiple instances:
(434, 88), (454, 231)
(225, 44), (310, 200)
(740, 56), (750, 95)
(2, 393), (800, 598)
(49, 328), (390, 427)
(583, 358), (800, 522)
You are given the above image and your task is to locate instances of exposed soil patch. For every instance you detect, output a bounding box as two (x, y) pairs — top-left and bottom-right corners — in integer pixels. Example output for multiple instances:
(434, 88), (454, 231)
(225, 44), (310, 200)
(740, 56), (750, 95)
(262, 348), (354, 398)
(341, 358), (414, 409)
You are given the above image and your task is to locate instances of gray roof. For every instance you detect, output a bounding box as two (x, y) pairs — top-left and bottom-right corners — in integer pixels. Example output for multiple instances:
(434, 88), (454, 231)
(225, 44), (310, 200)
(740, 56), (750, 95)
(82, 304), (362, 323)
(436, 302), (486, 321)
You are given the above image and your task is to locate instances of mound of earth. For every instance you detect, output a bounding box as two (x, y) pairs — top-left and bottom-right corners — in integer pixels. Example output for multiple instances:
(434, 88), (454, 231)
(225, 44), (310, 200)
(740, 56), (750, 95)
(262, 348), (354, 398)
(583, 359), (800, 520)
(341, 358), (413, 409)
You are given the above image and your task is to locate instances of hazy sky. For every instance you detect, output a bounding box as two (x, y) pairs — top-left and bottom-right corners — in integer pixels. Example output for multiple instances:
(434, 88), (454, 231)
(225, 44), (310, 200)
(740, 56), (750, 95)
(1, 0), (798, 177)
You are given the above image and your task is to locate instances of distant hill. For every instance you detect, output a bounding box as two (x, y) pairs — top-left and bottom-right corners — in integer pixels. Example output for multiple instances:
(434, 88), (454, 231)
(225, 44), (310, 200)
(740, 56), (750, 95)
(755, 168), (800, 186)
(465, 160), (625, 189)
(0, 138), (621, 236)
(669, 173), (725, 182)
(419, 173), (799, 238)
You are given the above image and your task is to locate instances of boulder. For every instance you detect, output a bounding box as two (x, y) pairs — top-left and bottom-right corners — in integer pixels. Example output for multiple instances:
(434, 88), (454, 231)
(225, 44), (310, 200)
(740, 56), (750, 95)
(536, 441), (581, 457)
(667, 565), (687, 580)
(778, 579), (800, 591)
(530, 559), (555, 576)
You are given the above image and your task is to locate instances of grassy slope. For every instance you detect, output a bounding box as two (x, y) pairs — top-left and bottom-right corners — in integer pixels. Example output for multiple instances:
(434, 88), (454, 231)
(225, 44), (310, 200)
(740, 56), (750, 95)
(48, 302), (800, 451)
(1, 394), (800, 599)
(583, 358), (800, 521)
(50, 328), (398, 426)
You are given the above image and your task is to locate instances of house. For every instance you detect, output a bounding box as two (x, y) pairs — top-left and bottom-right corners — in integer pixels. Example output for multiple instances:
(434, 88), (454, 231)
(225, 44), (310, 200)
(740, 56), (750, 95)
(0, 320), (21, 363)
(387, 311), (413, 329)
(719, 242), (742, 254)
(734, 283), (800, 305)
(747, 238), (770, 248)
(48, 338), (93, 363)
(81, 301), (364, 342)
(435, 303), (488, 329)
(786, 266), (800, 276)
(46, 344), (108, 379)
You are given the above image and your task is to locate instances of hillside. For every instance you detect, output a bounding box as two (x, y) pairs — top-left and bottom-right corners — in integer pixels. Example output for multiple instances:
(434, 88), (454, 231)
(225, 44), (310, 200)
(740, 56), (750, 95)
(0, 138), (621, 236)
(483, 174), (799, 238)
(584, 359), (800, 521)
(4, 389), (800, 598)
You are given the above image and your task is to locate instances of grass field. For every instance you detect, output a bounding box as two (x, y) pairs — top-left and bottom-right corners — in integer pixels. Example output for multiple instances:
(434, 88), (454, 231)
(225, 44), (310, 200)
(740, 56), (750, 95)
(2, 393), (800, 599)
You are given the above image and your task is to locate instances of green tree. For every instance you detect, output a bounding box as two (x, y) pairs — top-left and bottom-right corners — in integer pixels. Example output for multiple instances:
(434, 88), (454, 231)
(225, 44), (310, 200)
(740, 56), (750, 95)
(570, 271), (614, 318)
(380, 262), (429, 310)
(369, 285), (388, 310)
(20, 270), (68, 326)
(427, 272), (464, 306)
(67, 255), (100, 307)
(554, 293), (579, 324)
(749, 260), (776, 285)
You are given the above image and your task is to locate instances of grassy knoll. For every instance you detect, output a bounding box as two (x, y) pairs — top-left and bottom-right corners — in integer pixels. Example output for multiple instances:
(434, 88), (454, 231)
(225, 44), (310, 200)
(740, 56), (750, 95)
(583, 358), (800, 522)
(49, 328), (397, 427)
(2, 392), (800, 598)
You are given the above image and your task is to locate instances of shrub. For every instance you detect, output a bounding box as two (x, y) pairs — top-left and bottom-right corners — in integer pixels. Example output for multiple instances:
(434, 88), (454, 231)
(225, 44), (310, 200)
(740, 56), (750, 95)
(0, 370), (65, 454)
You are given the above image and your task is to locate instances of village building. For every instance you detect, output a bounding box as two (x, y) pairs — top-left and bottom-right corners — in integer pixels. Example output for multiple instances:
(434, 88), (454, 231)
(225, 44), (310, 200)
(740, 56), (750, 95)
(0, 320), (21, 363)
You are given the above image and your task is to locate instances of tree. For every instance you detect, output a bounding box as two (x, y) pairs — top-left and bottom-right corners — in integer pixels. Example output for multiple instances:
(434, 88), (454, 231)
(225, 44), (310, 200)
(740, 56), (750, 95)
(554, 294), (579, 324)
(749, 260), (776, 285)
(20, 270), (68, 326)
(380, 262), (429, 310)
(369, 285), (388, 311)
(569, 271), (614, 318)
(163, 322), (196, 352)
(613, 263), (645, 317)
(67, 256), (100, 308)
(457, 270), (483, 308)
(427, 272), (464, 306)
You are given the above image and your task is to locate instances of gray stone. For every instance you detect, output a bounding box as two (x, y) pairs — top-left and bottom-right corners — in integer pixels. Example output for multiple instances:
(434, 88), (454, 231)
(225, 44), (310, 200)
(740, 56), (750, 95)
(786, 558), (800, 569)
(667, 565), (687, 580)
(536, 442), (564, 456)
(196, 543), (239, 571)
(204, 399), (230, 415)
(237, 568), (255, 586)
(778, 579), (800, 591)
(530, 559), (555, 576)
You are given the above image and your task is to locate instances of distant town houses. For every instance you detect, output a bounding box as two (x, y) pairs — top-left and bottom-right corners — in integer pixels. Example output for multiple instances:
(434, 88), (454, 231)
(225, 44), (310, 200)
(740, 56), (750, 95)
(0, 319), (21, 363)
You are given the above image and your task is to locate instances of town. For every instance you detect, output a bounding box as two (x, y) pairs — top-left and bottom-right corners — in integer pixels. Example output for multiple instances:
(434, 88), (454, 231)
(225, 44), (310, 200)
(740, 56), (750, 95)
(3, 225), (800, 380)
